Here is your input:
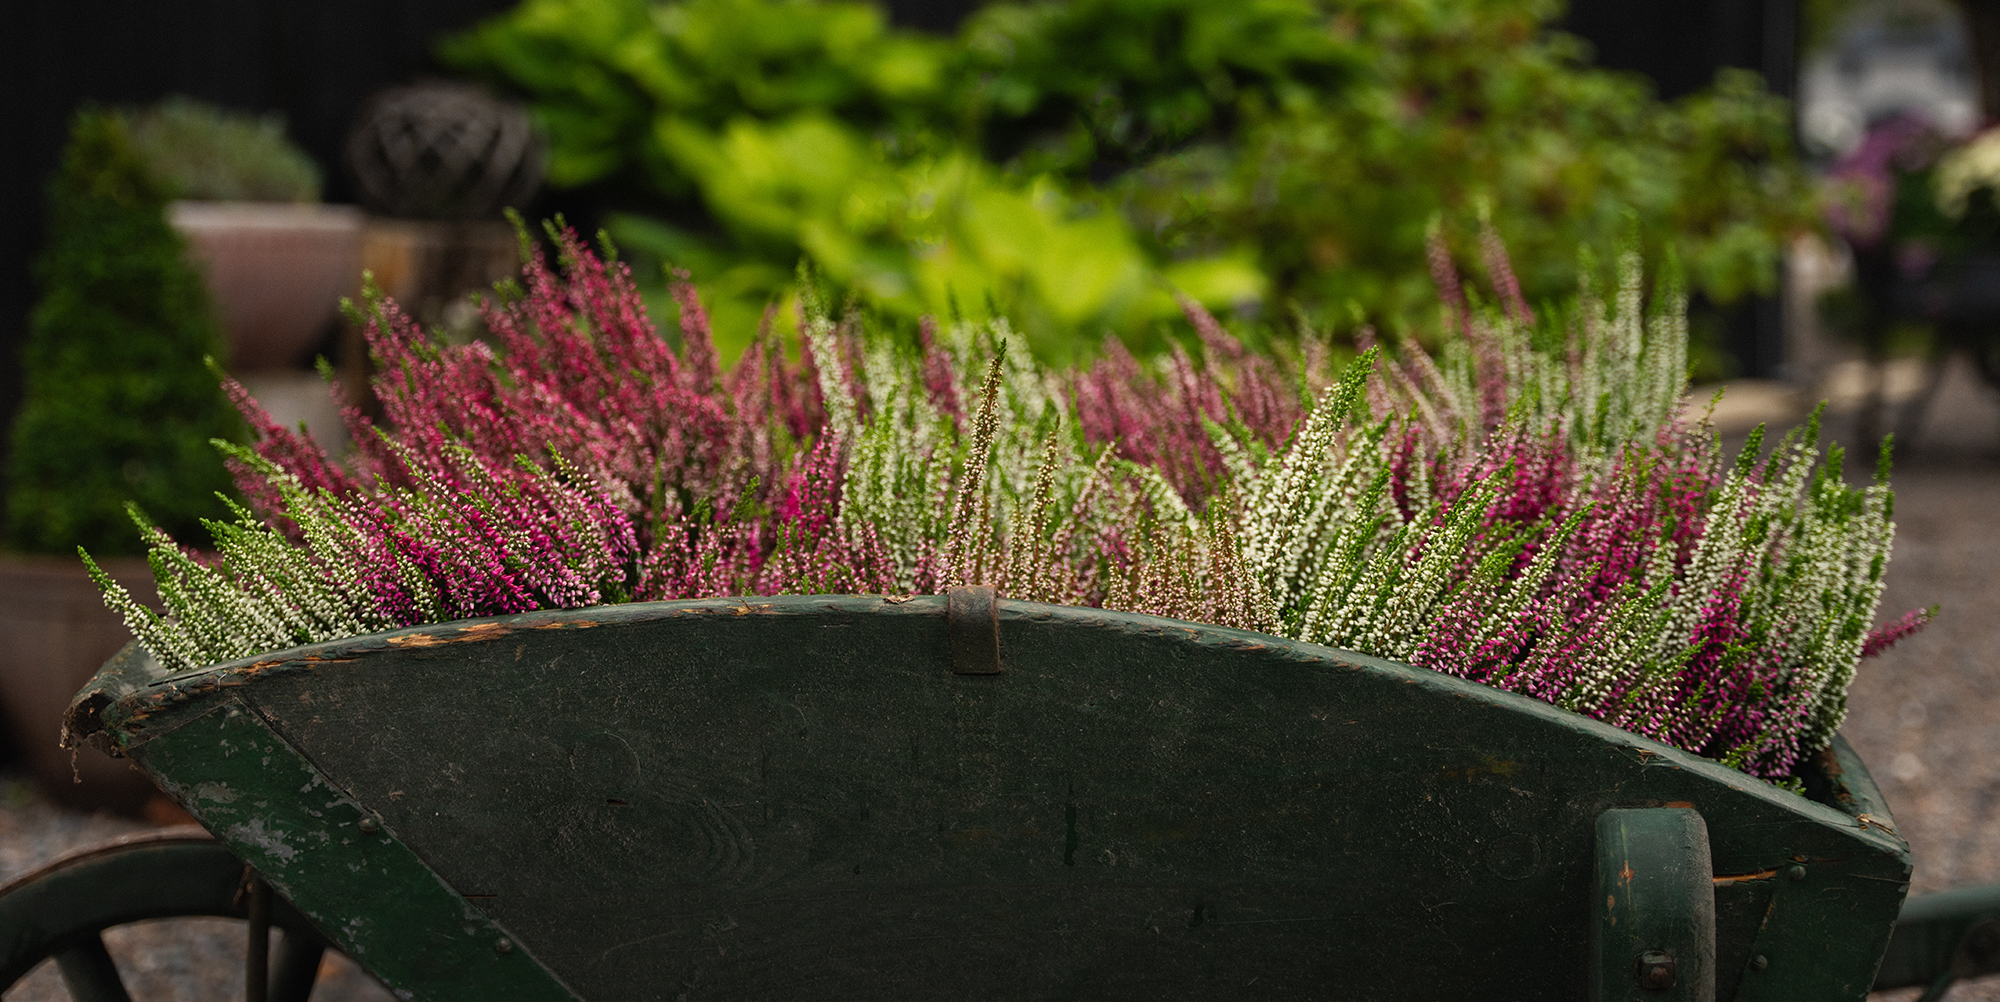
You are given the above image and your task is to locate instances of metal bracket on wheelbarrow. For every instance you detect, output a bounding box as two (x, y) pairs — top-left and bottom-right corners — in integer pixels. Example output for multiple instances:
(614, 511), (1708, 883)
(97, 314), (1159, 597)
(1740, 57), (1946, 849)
(947, 585), (1001, 675)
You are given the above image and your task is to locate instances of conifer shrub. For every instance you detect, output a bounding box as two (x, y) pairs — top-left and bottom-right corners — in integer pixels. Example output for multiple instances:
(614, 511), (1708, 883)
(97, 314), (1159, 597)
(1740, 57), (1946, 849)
(6, 109), (240, 556)
(88, 224), (1928, 783)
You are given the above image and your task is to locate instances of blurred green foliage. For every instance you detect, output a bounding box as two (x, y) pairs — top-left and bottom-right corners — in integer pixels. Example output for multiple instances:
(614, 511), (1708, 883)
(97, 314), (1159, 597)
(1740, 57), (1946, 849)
(445, 0), (1311, 357)
(5, 110), (241, 555)
(446, 0), (1815, 358)
(952, 0), (1358, 176)
(125, 96), (322, 203)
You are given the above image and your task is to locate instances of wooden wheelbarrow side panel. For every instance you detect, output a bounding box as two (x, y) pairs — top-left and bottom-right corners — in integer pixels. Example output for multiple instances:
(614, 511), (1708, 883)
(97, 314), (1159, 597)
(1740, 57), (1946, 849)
(126, 704), (578, 1001)
(73, 597), (1910, 1002)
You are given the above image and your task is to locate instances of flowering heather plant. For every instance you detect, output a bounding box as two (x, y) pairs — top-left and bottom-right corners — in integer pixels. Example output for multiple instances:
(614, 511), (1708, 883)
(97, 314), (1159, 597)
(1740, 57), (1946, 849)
(87, 225), (1926, 782)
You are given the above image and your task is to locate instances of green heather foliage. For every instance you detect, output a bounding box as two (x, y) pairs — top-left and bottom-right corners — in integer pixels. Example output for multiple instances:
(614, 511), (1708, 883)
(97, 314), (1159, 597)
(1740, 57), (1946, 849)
(124, 97), (322, 203)
(445, 0), (1812, 359)
(88, 227), (1926, 780)
(6, 110), (241, 556)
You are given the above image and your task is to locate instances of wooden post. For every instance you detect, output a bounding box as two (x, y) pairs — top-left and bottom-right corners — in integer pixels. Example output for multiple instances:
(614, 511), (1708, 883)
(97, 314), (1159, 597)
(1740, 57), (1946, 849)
(1595, 808), (1716, 1001)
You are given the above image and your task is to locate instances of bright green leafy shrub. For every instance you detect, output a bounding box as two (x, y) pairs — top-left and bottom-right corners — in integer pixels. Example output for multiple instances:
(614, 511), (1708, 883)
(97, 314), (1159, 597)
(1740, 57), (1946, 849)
(5, 110), (241, 555)
(455, 0), (949, 192)
(446, 0), (1814, 364)
(443, 0), (1293, 357)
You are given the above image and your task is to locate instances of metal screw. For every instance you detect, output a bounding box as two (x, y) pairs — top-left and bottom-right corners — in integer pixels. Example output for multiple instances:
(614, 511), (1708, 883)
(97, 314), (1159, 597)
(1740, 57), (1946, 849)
(357, 818), (379, 835)
(1787, 864), (1806, 881)
(1751, 954), (1769, 972)
(1636, 950), (1676, 989)
(493, 937), (513, 955)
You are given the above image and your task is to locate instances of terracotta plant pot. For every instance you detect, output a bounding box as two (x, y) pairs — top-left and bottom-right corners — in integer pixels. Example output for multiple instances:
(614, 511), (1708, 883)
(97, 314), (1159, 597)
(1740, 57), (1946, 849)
(357, 218), (518, 331)
(0, 554), (159, 811)
(332, 218), (520, 403)
(169, 201), (364, 372)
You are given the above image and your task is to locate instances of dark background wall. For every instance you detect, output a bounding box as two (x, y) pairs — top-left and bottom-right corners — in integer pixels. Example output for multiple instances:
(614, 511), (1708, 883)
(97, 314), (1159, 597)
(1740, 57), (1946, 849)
(1564, 0), (1800, 103)
(1562, 0), (1801, 381)
(0, 0), (1799, 518)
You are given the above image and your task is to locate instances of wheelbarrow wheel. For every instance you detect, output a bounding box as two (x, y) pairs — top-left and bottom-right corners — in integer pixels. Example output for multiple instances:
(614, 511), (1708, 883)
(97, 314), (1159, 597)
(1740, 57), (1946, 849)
(0, 828), (333, 1002)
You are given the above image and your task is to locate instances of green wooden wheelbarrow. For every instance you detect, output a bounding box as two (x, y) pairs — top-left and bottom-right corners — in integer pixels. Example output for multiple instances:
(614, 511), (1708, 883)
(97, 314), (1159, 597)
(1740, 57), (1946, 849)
(2, 590), (1995, 1000)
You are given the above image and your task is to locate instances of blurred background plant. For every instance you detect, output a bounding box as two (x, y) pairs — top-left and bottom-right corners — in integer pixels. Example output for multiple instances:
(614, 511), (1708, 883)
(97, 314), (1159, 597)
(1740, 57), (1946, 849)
(3, 96), (346, 560)
(443, 0), (1815, 367)
(3, 109), (241, 557)
(1734, 0), (2000, 472)
(441, 0), (1320, 358)
(1120, 0), (1815, 353)
(1803, 0), (2000, 452)
(124, 96), (324, 204)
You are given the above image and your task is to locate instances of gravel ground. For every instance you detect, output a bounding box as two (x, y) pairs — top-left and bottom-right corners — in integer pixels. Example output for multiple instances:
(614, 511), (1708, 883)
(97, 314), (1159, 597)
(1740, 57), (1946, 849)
(1851, 454), (2000, 1002)
(1797, 352), (2000, 1001)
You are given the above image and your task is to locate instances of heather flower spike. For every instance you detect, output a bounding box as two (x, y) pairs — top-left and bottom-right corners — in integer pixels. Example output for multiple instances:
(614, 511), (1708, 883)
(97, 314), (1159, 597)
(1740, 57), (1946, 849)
(88, 223), (1926, 782)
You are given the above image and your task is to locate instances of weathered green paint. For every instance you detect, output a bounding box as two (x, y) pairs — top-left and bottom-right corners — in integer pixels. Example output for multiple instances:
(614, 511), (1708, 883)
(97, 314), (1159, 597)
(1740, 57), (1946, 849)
(67, 596), (1911, 1000)
(1730, 735), (1910, 1002)
(129, 700), (577, 1001)
(1595, 808), (1715, 1001)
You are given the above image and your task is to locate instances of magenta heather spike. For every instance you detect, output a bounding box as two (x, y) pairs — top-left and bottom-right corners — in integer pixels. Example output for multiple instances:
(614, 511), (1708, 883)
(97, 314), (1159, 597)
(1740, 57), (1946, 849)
(1863, 608), (1932, 658)
(918, 316), (962, 424)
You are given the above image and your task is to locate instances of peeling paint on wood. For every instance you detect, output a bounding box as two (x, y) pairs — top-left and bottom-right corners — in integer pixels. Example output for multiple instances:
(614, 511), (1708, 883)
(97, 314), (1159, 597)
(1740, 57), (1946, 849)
(132, 699), (577, 1001)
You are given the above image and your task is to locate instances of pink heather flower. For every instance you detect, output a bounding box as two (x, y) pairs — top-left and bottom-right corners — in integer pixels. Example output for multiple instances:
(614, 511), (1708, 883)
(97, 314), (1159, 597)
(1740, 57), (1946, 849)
(117, 221), (1916, 786)
(1863, 607), (1934, 659)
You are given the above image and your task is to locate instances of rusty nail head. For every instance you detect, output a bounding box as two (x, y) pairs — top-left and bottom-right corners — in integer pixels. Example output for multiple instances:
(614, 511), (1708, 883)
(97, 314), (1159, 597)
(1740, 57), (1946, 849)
(494, 937), (513, 955)
(358, 817), (379, 835)
(1787, 864), (1806, 881)
(1635, 950), (1676, 989)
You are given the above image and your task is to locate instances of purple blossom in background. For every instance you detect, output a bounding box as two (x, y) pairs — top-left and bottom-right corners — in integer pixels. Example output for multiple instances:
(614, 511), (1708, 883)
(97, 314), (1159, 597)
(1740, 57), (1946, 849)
(1826, 112), (1946, 249)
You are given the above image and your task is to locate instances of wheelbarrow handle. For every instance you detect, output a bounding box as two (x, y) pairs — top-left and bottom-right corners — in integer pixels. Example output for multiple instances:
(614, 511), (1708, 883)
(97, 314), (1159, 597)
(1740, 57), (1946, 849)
(1872, 882), (2000, 996)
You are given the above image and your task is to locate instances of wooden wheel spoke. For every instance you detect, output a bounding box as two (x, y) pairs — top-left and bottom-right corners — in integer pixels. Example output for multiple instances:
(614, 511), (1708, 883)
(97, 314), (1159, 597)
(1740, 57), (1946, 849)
(3, 837), (349, 1000)
(52, 934), (133, 1002)
(268, 930), (326, 1002)
(246, 871), (272, 1002)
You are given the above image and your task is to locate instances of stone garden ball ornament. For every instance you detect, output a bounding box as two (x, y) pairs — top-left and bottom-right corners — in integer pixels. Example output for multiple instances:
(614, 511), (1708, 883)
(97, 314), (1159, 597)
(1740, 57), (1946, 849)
(345, 81), (545, 220)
